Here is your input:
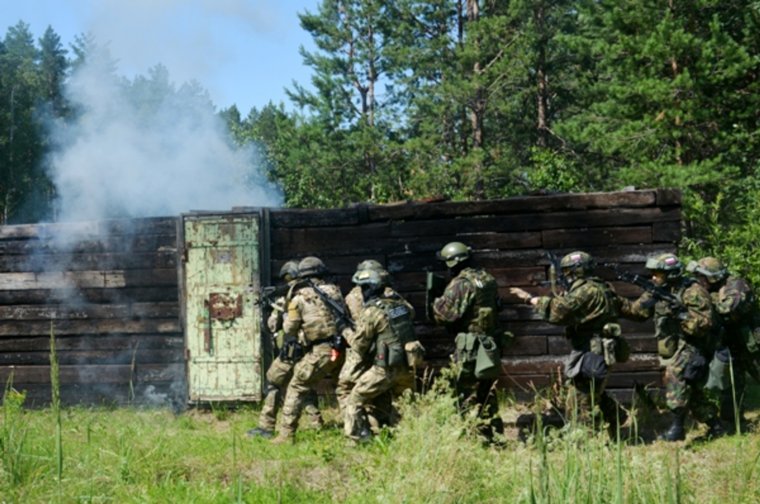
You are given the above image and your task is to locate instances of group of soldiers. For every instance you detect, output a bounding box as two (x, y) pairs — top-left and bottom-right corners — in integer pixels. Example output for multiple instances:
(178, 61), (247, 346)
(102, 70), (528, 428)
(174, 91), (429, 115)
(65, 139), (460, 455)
(512, 251), (760, 441)
(248, 242), (760, 445)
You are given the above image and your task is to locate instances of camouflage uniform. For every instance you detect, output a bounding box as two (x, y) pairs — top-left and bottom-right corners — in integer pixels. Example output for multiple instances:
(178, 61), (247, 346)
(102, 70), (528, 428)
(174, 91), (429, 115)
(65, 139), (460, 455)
(433, 266), (504, 440)
(711, 276), (760, 421)
(534, 275), (625, 425)
(337, 284), (412, 429)
(255, 295), (322, 433)
(343, 295), (416, 442)
(276, 278), (345, 441)
(622, 277), (719, 434)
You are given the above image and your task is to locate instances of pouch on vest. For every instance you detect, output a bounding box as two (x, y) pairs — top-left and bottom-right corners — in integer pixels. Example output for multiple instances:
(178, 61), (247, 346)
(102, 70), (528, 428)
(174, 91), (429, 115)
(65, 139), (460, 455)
(455, 332), (478, 380)
(706, 347), (732, 391)
(683, 352), (708, 383)
(387, 343), (407, 368)
(742, 325), (760, 354)
(475, 334), (501, 380)
(455, 332), (478, 364)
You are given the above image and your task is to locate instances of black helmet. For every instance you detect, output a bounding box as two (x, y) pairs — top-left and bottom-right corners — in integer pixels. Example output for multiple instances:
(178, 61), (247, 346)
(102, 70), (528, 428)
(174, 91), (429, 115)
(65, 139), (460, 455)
(437, 241), (471, 268)
(298, 256), (328, 278)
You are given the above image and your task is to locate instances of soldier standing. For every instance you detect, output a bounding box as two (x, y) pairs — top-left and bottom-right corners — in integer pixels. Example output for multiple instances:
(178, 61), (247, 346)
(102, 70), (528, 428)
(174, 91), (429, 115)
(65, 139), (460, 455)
(343, 269), (420, 443)
(688, 256), (759, 426)
(621, 253), (724, 441)
(338, 259), (414, 430)
(272, 256), (347, 444)
(511, 251), (627, 431)
(432, 241), (505, 442)
(247, 260), (323, 438)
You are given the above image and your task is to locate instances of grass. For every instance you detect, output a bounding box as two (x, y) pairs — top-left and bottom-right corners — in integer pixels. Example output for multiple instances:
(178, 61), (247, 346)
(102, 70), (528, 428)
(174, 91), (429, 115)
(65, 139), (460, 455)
(1, 379), (760, 503)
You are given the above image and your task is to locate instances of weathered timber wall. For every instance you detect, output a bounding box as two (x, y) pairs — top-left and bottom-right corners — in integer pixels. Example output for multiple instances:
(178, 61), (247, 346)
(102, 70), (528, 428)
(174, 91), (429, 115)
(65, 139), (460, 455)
(0, 217), (184, 407)
(267, 189), (681, 400)
(0, 189), (680, 406)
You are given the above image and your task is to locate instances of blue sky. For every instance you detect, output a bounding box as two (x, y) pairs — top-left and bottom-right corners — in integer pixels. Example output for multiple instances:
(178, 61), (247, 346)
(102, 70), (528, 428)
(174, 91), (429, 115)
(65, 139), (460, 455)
(1, 0), (320, 114)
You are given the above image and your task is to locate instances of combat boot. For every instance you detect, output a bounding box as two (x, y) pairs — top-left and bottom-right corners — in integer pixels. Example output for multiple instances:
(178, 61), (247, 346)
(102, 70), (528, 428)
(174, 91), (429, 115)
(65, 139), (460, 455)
(706, 418), (727, 439)
(246, 427), (274, 439)
(658, 408), (686, 442)
(271, 432), (295, 445)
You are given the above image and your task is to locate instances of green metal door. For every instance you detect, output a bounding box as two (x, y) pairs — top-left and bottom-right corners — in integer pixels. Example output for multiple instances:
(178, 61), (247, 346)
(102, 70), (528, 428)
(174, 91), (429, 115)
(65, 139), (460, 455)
(183, 214), (263, 402)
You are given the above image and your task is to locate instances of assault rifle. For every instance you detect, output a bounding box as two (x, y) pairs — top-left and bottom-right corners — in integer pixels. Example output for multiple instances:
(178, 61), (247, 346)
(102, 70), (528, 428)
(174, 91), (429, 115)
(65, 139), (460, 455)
(306, 279), (355, 330)
(259, 284), (290, 311)
(546, 251), (570, 296)
(605, 263), (686, 314)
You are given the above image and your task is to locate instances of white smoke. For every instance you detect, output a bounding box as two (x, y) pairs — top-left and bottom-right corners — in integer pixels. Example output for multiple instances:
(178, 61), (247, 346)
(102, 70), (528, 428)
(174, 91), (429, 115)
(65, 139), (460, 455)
(46, 0), (284, 222)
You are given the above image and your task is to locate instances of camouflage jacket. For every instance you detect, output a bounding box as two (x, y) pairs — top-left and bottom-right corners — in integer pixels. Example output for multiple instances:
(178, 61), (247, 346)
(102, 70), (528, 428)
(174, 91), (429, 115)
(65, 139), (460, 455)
(534, 276), (621, 350)
(284, 279), (345, 344)
(713, 276), (759, 353)
(432, 267), (498, 336)
(621, 279), (714, 352)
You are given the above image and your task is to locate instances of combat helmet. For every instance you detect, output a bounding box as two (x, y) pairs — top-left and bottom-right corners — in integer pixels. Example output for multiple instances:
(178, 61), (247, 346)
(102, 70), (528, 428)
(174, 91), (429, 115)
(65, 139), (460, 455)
(356, 259), (384, 272)
(686, 256), (727, 284)
(354, 259), (389, 284)
(298, 256), (328, 278)
(351, 268), (387, 288)
(559, 251), (595, 277)
(278, 260), (299, 282)
(645, 253), (683, 282)
(437, 242), (471, 268)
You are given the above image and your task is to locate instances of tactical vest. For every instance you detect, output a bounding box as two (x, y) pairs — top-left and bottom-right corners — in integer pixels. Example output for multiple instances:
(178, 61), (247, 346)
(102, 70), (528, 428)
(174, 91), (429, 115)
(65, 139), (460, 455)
(372, 297), (416, 368)
(459, 268), (499, 335)
(292, 281), (342, 343)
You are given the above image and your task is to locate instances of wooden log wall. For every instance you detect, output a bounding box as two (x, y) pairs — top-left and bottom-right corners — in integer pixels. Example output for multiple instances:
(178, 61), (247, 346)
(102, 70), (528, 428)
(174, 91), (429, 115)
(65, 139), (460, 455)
(0, 217), (184, 407)
(268, 189), (681, 401)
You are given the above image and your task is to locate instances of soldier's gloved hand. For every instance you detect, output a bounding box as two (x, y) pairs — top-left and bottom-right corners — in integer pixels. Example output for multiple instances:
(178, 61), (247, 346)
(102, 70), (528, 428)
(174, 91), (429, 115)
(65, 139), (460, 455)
(509, 287), (533, 303)
(279, 337), (297, 360)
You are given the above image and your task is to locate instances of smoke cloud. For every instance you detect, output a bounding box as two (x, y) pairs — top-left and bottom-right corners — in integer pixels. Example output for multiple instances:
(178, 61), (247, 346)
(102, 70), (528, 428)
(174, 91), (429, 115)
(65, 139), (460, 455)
(46, 0), (284, 222)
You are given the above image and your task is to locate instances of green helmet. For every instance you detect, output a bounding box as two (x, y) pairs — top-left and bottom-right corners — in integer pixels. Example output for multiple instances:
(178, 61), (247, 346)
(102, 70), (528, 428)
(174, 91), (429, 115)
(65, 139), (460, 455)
(354, 259), (389, 284)
(560, 251), (595, 277)
(279, 260), (299, 282)
(437, 241), (471, 268)
(645, 253), (683, 281)
(686, 256), (727, 284)
(352, 268), (387, 288)
(297, 256), (327, 278)
(356, 259), (384, 272)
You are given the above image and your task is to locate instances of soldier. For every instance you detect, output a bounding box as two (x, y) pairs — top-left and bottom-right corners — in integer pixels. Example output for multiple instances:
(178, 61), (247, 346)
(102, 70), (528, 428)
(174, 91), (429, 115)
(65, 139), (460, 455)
(511, 251), (628, 431)
(688, 256), (759, 426)
(247, 260), (323, 438)
(337, 259), (414, 430)
(621, 253), (724, 441)
(432, 241), (505, 442)
(272, 256), (347, 444)
(343, 268), (421, 443)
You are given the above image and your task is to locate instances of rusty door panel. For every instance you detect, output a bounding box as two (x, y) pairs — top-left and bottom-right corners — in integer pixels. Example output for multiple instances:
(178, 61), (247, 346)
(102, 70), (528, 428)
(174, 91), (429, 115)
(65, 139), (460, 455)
(183, 214), (262, 402)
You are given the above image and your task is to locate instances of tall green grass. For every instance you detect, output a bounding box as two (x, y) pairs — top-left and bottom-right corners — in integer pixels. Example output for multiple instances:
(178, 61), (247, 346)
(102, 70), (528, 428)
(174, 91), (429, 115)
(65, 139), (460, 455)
(1, 374), (760, 502)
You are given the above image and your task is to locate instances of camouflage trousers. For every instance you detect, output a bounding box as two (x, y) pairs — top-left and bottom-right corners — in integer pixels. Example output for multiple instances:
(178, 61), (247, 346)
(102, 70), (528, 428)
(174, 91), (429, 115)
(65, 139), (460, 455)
(706, 347), (753, 422)
(336, 349), (370, 417)
(344, 365), (413, 441)
(279, 343), (339, 437)
(258, 356), (322, 431)
(455, 373), (504, 441)
(664, 342), (717, 422)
